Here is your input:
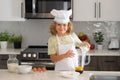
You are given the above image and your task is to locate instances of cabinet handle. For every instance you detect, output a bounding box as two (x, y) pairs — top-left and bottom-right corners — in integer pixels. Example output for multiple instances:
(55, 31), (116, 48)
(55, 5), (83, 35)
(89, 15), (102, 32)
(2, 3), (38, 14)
(21, 2), (24, 18)
(104, 61), (115, 63)
(32, 0), (36, 15)
(99, 2), (101, 18)
(94, 3), (97, 18)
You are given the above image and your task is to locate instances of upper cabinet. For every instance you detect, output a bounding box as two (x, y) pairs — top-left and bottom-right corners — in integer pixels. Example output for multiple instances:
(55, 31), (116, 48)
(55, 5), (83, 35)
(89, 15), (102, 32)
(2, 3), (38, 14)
(73, 0), (120, 21)
(0, 0), (25, 21)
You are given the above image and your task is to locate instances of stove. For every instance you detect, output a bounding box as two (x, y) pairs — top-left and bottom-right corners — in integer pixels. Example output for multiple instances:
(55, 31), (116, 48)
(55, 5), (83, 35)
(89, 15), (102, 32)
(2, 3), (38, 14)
(19, 45), (55, 70)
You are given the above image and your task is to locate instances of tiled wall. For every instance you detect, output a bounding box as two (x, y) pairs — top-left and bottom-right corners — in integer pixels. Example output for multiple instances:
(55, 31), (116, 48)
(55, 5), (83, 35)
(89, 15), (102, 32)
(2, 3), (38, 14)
(0, 20), (120, 49)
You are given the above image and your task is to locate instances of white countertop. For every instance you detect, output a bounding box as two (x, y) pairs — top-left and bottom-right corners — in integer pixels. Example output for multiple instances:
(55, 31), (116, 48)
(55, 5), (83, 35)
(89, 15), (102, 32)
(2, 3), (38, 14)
(0, 48), (22, 54)
(0, 48), (120, 56)
(77, 49), (120, 56)
(0, 69), (120, 80)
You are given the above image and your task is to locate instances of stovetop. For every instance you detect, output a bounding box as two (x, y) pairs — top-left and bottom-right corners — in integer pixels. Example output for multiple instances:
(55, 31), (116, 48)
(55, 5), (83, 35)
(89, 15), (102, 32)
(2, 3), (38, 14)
(22, 45), (48, 53)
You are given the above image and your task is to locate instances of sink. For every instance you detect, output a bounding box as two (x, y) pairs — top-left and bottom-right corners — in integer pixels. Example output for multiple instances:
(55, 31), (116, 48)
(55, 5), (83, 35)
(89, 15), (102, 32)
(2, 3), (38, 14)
(90, 75), (120, 80)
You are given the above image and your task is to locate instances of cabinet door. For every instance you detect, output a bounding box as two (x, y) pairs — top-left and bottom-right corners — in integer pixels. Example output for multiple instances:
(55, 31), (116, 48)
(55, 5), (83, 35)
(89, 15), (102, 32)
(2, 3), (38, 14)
(0, 0), (25, 21)
(98, 0), (120, 21)
(84, 56), (98, 71)
(117, 57), (120, 70)
(98, 56), (119, 71)
(73, 0), (120, 21)
(0, 55), (8, 69)
(11, 0), (25, 18)
(73, 0), (97, 21)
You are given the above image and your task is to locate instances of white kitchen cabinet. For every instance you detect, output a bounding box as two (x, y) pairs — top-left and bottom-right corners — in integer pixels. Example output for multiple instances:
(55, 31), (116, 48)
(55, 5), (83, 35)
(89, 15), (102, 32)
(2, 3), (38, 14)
(0, 0), (25, 21)
(73, 0), (120, 21)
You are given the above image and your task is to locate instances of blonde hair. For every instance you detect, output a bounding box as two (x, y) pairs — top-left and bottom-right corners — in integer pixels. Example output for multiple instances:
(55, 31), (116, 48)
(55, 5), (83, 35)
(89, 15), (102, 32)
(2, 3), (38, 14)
(49, 21), (73, 35)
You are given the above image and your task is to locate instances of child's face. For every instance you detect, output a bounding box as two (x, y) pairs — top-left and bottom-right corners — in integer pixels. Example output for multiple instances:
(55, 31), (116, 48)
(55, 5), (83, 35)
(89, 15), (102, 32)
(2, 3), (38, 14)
(56, 23), (68, 36)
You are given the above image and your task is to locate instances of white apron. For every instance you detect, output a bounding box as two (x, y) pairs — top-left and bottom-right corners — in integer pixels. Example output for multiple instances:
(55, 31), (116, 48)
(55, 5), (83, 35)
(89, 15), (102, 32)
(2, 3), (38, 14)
(55, 35), (78, 71)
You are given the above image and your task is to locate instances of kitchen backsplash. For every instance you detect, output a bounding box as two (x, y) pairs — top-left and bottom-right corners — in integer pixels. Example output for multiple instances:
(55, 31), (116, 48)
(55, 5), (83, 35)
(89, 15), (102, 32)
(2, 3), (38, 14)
(0, 20), (120, 49)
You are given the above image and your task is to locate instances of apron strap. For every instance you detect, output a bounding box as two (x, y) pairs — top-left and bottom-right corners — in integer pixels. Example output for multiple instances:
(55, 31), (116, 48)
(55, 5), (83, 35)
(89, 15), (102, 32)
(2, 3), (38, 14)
(56, 35), (60, 45)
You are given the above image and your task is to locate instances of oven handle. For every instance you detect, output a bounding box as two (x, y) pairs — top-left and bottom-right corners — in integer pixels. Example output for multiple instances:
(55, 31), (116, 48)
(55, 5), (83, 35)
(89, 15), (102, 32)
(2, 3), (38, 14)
(40, 62), (55, 66)
(20, 62), (55, 66)
(32, 0), (36, 15)
(20, 62), (34, 65)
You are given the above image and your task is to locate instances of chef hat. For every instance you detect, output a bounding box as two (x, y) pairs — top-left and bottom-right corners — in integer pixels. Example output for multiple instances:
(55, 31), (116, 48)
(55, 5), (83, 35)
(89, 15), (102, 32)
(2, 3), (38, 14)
(50, 9), (72, 24)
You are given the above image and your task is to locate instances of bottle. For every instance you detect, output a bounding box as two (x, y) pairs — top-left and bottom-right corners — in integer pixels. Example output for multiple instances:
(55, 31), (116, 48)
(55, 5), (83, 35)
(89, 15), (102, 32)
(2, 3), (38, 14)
(7, 54), (19, 73)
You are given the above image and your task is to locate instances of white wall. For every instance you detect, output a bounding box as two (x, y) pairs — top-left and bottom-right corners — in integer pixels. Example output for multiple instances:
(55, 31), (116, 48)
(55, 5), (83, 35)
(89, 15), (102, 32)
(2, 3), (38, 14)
(0, 20), (120, 49)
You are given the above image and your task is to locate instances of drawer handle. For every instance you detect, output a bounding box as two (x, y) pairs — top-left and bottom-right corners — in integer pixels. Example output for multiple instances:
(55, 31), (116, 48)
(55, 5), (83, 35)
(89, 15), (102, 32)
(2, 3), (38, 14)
(104, 61), (115, 63)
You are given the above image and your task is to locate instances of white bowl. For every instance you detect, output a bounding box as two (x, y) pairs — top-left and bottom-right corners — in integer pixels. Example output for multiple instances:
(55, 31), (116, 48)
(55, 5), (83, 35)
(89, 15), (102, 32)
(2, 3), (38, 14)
(60, 71), (79, 78)
(17, 65), (32, 74)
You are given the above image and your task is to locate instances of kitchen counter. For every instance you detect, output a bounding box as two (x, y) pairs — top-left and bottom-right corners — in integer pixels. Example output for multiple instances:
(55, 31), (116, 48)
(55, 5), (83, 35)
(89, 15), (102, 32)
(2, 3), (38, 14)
(0, 48), (22, 54)
(77, 49), (120, 56)
(0, 48), (120, 56)
(0, 69), (120, 80)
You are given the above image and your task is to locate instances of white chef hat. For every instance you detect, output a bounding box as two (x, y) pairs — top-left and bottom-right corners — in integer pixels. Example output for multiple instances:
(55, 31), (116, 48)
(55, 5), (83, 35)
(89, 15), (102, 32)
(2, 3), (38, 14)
(50, 9), (72, 24)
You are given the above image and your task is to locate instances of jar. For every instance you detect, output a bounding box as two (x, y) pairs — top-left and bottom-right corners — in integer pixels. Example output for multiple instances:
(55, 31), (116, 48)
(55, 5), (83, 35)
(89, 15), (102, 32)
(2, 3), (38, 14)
(7, 54), (19, 73)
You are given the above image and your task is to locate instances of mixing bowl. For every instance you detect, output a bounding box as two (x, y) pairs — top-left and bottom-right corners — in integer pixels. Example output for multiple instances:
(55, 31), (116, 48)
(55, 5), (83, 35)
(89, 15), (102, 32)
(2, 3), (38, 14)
(17, 65), (32, 74)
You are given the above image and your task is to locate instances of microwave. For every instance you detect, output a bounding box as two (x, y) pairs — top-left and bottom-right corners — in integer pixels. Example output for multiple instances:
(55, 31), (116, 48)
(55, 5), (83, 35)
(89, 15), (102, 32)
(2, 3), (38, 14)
(25, 0), (72, 19)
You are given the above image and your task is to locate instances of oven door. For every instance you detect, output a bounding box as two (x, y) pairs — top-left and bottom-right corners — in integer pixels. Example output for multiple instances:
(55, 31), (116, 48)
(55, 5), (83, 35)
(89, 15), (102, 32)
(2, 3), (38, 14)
(25, 0), (71, 19)
(20, 60), (55, 70)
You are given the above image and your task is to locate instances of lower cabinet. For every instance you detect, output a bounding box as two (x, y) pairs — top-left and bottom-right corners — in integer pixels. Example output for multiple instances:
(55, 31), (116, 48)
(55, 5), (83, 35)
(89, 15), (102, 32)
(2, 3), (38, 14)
(84, 56), (98, 71)
(98, 56), (119, 71)
(117, 57), (120, 70)
(0, 55), (8, 69)
(84, 56), (120, 71)
(0, 54), (20, 69)
(0, 54), (119, 71)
